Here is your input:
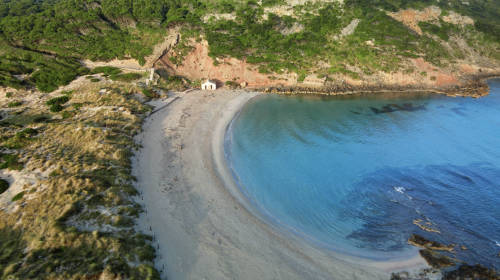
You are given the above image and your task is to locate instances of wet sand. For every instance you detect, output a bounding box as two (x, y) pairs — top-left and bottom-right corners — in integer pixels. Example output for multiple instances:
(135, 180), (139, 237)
(133, 90), (428, 279)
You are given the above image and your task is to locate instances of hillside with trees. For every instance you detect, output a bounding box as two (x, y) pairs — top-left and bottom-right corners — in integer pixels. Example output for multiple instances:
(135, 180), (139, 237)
(0, 0), (499, 92)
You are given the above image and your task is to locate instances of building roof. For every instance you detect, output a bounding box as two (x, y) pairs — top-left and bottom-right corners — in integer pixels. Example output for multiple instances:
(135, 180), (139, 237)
(202, 80), (216, 85)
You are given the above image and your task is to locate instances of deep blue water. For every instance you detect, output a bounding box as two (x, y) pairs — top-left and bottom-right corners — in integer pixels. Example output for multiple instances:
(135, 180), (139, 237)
(225, 79), (500, 268)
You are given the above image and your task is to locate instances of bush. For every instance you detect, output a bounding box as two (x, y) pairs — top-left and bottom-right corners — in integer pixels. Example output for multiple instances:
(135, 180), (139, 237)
(113, 215), (134, 227)
(225, 81), (240, 89)
(11, 191), (25, 201)
(0, 114), (51, 126)
(46, 96), (70, 106)
(141, 88), (158, 98)
(110, 73), (142, 82)
(16, 128), (37, 138)
(49, 104), (64, 112)
(6, 92), (13, 98)
(61, 111), (73, 119)
(91, 66), (122, 76)
(0, 154), (23, 170)
(0, 179), (9, 194)
(30, 62), (84, 92)
(7, 101), (22, 107)
(47, 96), (69, 112)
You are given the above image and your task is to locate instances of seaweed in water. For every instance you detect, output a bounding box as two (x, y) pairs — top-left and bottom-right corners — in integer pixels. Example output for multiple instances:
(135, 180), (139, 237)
(370, 103), (426, 114)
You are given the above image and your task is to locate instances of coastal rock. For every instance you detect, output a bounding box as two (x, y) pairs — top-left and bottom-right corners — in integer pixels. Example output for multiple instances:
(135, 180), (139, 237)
(256, 76), (494, 98)
(413, 219), (441, 233)
(443, 264), (499, 280)
(391, 269), (442, 280)
(408, 234), (455, 252)
(419, 249), (456, 268)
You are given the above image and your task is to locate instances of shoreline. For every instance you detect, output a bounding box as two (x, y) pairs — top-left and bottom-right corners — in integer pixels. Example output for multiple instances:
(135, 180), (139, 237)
(214, 94), (430, 268)
(255, 74), (500, 98)
(220, 95), (423, 262)
(133, 90), (429, 279)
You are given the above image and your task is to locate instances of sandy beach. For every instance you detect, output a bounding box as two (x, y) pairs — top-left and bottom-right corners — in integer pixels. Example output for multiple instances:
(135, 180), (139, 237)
(133, 90), (429, 280)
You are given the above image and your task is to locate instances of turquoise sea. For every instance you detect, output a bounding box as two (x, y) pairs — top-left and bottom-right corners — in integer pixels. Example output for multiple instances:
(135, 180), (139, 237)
(225, 79), (500, 269)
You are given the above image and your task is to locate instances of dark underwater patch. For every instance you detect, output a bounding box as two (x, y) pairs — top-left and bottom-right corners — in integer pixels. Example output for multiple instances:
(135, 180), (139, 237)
(370, 103), (426, 114)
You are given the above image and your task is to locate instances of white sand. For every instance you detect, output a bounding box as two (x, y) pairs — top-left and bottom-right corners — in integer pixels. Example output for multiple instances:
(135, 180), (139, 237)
(133, 90), (428, 280)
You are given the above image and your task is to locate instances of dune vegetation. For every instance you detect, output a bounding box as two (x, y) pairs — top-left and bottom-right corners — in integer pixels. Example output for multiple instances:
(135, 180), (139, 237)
(0, 79), (160, 279)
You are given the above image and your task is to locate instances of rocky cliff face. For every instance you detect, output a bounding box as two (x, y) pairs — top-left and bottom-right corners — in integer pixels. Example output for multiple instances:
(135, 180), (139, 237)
(156, 40), (295, 87)
(155, 39), (498, 91)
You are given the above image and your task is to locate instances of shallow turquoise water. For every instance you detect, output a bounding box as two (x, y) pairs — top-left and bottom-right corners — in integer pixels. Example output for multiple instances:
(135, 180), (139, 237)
(225, 79), (500, 268)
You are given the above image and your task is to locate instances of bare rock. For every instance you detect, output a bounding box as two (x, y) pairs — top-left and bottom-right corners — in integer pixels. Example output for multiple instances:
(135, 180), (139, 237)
(419, 249), (456, 269)
(443, 264), (499, 280)
(408, 234), (455, 252)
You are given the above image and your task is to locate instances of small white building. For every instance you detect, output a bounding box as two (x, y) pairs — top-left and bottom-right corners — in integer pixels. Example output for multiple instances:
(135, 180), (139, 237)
(201, 80), (217, 90)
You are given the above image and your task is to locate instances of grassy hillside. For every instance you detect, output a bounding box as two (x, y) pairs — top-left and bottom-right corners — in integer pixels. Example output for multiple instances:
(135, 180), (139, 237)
(1, 81), (160, 279)
(0, 0), (499, 92)
(0, 0), (201, 91)
(201, 0), (499, 80)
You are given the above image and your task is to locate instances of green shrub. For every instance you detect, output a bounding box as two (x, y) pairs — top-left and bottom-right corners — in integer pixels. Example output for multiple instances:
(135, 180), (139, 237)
(110, 73), (142, 82)
(0, 154), (23, 170)
(11, 191), (25, 202)
(0, 179), (9, 194)
(113, 215), (134, 227)
(0, 114), (51, 126)
(136, 245), (156, 262)
(91, 66), (122, 76)
(16, 128), (37, 138)
(6, 92), (13, 98)
(46, 96), (70, 106)
(30, 62), (84, 92)
(141, 88), (158, 99)
(46, 96), (69, 112)
(225, 81), (240, 89)
(49, 104), (63, 112)
(7, 101), (22, 107)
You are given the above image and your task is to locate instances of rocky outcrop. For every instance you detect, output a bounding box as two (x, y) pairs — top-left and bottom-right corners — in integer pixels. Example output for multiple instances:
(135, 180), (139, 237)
(388, 6), (474, 35)
(407, 234), (455, 252)
(444, 264), (499, 280)
(339, 19), (360, 37)
(419, 249), (456, 269)
(259, 75), (492, 98)
(413, 219), (441, 234)
(405, 234), (500, 279)
(388, 6), (442, 35)
(156, 40), (296, 87)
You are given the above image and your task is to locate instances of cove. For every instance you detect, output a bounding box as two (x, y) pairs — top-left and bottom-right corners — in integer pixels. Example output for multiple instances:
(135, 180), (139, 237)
(224, 79), (500, 269)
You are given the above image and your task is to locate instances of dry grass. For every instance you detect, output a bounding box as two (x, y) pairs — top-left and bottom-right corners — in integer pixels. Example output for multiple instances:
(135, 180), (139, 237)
(0, 82), (158, 279)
